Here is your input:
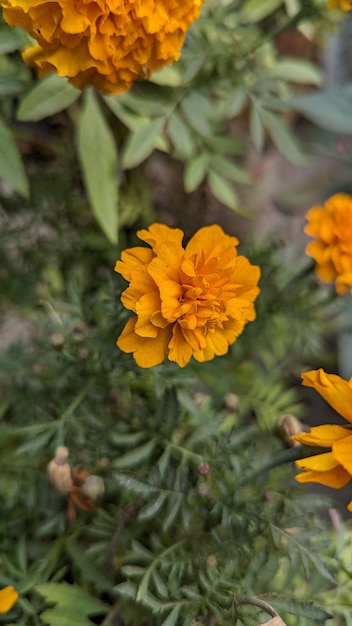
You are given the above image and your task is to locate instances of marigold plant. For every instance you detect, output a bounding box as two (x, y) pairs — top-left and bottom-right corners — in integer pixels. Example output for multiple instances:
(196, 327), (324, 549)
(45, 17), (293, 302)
(0, 586), (18, 614)
(115, 223), (261, 368)
(0, 0), (205, 94)
(304, 193), (352, 294)
(292, 368), (352, 511)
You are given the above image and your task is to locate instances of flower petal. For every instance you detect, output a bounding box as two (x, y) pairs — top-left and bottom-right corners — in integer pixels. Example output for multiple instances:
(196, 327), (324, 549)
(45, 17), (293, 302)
(0, 586), (18, 614)
(291, 423), (352, 447)
(301, 368), (352, 423)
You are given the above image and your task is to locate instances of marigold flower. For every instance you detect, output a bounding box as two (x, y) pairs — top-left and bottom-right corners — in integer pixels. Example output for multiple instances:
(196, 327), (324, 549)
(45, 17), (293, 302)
(0, 0), (205, 94)
(304, 193), (352, 294)
(292, 368), (352, 511)
(328, 0), (352, 9)
(0, 586), (18, 614)
(115, 223), (261, 368)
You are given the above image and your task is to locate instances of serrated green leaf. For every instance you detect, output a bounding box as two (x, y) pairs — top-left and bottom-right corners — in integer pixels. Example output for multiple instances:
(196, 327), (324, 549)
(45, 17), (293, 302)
(207, 170), (239, 211)
(113, 439), (156, 469)
(0, 115), (29, 197)
(121, 565), (146, 578)
(152, 570), (169, 600)
(17, 74), (80, 122)
(269, 597), (332, 620)
(122, 118), (165, 169)
(77, 89), (119, 243)
(226, 89), (247, 118)
(35, 583), (107, 626)
(262, 110), (307, 165)
(184, 154), (208, 193)
(168, 111), (194, 159)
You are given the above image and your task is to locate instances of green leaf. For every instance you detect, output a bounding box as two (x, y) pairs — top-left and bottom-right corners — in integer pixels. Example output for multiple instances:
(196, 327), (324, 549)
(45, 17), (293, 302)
(113, 439), (157, 469)
(269, 597), (332, 620)
(149, 65), (183, 87)
(207, 170), (239, 211)
(114, 582), (137, 600)
(160, 605), (181, 626)
(272, 58), (321, 85)
(249, 104), (265, 152)
(209, 155), (251, 184)
(17, 74), (80, 122)
(35, 582), (107, 626)
(122, 117), (165, 169)
(184, 154), (209, 193)
(291, 85), (352, 134)
(180, 92), (212, 136)
(0, 115), (29, 197)
(262, 110), (307, 165)
(138, 493), (168, 522)
(0, 73), (26, 97)
(242, 0), (282, 21)
(77, 89), (119, 243)
(0, 27), (27, 53)
(168, 111), (195, 159)
(113, 473), (156, 495)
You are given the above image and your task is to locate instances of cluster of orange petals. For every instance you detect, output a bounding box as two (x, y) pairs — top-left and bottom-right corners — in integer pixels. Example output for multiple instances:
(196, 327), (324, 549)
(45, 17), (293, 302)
(328, 0), (352, 9)
(292, 368), (352, 512)
(0, 586), (18, 614)
(0, 0), (204, 94)
(304, 193), (352, 294)
(115, 223), (261, 368)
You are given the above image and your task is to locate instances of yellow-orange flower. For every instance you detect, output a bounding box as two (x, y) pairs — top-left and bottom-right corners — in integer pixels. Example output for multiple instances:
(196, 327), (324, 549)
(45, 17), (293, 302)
(328, 0), (352, 9)
(292, 368), (352, 511)
(304, 193), (352, 294)
(0, 0), (205, 94)
(115, 223), (261, 368)
(0, 586), (18, 614)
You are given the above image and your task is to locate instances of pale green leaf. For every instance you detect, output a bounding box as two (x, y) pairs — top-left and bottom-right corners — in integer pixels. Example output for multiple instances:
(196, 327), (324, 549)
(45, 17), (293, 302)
(168, 111), (195, 159)
(0, 27), (28, 53)
(249, 104), (265, 152)
(262, 110), (307, 165)
(122, 117), (165, 169)
(184, 154), (209, 193)
(149, 65), (183, 86)
(208, 170), (239, 211)
(272, 58), (321, 85)
(0, 115), (29, 197)
(291, 85), (352, 134)
(242, 0), (283, 21)
(209, 155), (251, 184)
(35, 583), (107, 626)
(17, 74), (80, 122)
(113, 439), (156, 469)
(77, 89), (119, 243)
(160, 605), (181, 626)
(180, 92), (212, 136)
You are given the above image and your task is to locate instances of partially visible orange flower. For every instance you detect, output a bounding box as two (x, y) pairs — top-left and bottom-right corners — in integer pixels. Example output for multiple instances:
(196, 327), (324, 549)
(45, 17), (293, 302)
(0, 586), (18, 614)
(328, 0), (352, 9)
(115, 223), (261, 368)
(304, 193), (352, 294)
(292, 368), (352, 511)
(0, 0), (205, 94)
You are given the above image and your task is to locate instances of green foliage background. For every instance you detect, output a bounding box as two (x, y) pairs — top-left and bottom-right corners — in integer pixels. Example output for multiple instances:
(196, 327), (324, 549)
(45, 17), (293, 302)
(1, 0), (352, 625)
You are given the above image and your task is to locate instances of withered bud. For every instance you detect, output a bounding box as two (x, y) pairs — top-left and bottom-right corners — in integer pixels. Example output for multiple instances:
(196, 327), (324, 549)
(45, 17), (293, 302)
(81, 475), (105, 501)
(206, 555), (217, 568)
(197, 461), (211, 476)
(50, 332), (65, 351)
(278, 414), (309, 447)
(73, 325), (85, 343)
(193, 392), (211, 408)
(223, 392), (239, 412)
(47, 446), (73, 494)
(78, 348), (90, 360)
(171, 427), (187, 444)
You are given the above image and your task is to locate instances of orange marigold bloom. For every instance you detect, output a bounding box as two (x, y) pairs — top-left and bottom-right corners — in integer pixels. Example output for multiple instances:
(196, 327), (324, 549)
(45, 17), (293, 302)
(0, 586), (18, 614)
(328, 0), (352, 9)
(304, 193), (352, 294)
(292, 368), (352, 512)
(0, 0), (205, 94)
(115, 223), (261, 368)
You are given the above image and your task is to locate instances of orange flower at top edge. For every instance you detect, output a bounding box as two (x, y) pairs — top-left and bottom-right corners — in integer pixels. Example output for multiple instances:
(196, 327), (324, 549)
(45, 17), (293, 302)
(115, 223), (261, 368)
(0, 586), (18, 614)
(292, 368), (352, 512)
(328, 0), (352, 9)
(0, 0), (205, 94)
(304, 193), (352, 294)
